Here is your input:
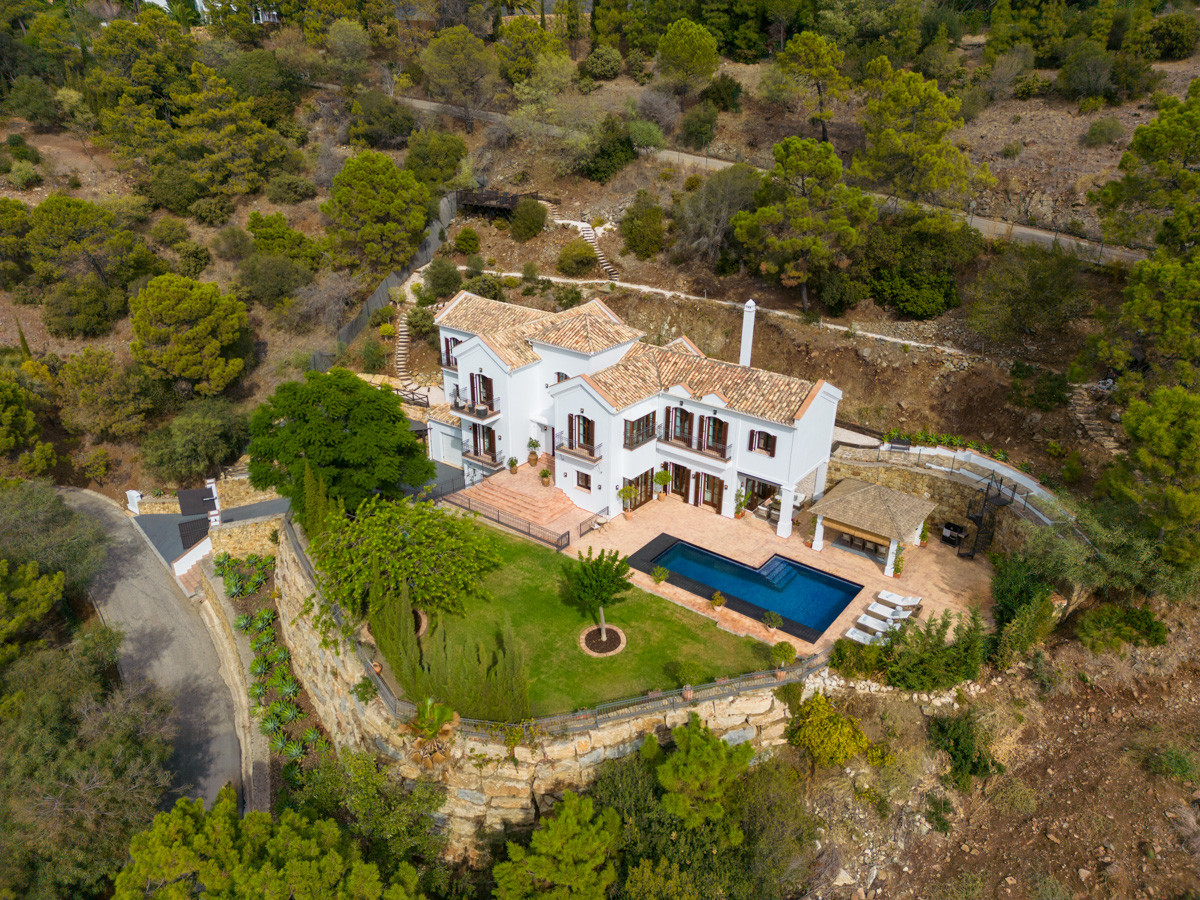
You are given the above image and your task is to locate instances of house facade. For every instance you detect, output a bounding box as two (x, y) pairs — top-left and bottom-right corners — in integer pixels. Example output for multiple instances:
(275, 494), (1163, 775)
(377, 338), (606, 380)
(424, 292), (842, 538)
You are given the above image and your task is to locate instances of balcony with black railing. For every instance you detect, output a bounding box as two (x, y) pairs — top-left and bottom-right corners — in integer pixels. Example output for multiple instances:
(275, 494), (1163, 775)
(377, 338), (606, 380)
(450, 386), (500, 420)
(440, 351), (458, 370)
(555, 429), (603, 462)
(462, 446), (504, 470)
(655, 423), (733, 460)
(622, 422), (656, 450)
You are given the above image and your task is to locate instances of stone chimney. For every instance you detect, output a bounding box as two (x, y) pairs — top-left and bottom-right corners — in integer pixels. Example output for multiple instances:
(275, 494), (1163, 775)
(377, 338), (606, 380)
(739, 299), (756, 367)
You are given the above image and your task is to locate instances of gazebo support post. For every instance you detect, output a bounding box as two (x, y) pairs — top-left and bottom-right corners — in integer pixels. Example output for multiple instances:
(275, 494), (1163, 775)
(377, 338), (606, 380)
(884, 540), (899, 577)
(812, 515), (825, 551)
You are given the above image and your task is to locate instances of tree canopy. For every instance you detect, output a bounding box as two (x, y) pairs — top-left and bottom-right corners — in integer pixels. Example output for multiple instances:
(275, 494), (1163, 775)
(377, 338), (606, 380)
(656, 19), (719, 95)
(323, 152), (431, 273)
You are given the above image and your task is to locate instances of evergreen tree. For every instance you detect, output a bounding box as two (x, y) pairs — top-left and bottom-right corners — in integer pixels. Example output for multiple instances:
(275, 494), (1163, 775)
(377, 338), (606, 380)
(323, 151), (431, 273)
(654, 713), (753, 840)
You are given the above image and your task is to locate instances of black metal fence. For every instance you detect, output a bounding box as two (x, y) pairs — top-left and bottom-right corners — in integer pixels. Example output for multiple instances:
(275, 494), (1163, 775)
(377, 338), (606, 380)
(310, 192), (459, 372)
(578, 507), (609, 539)
(441, 493), (571, 550)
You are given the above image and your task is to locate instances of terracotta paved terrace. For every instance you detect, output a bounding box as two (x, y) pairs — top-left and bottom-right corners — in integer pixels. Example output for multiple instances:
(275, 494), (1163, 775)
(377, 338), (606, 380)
(451, 455), (594, 537)
(574, 495), (994, 656)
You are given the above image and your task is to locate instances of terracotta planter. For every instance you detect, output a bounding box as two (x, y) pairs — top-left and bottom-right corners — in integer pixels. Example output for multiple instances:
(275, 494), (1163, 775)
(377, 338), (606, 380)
(774, 669), (786, 681)
(371, 661), (382, 675)
(658, 492), (667, 501)
(623, 511), (632, 520)
(540, 476), (551, 487)
(920, 540), (928, 548)
(528, 451), (539, 467)
(681, 686), (694, 701)
(509, 467), (518, 475)
(735, 510), (746, 519)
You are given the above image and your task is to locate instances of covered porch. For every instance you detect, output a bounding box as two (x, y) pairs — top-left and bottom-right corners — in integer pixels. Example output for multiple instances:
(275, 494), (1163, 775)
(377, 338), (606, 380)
(807, 479), (937, 577)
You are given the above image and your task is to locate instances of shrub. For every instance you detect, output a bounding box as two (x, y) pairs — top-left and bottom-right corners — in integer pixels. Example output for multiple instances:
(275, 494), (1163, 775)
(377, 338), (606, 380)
(580, 44), (622, 80)
(176, 242), (212, 278)
(626, 49), (651, 84)
(238, 254), (314, 308)
(151, 217), (191, 249)
(347, 90), (417, 148)
(578, 115), (636, 183)
(1001, 141), (1022, 158)
(142, 400), (250, 482)
(266, 174), (318, 204)
(770, 640), (796, 667)
(1147, 12), (1200, 61)
(1076, 603), (1168, 654)
(637, 89), (681, 133)
(368, 306), (394, 328)
(403, 129), (467, 189)
(423, 257), (462, 298)
(521, 261), (538, 283)
(465, 254), (485, 277)
(1144, 745), (1199, 782)
(674, 660), (708, 687)
(700, 73), (743, 112)
(189, 196), (235, 226)
(989, 776), (1039, 815)
(212, 226), (254, 261)
(510, 198), (547, 241)
(1013, 73), (1052, 99)
(1058, 41), (1113, 99)
(462, 273), (504, 301)
(787, 693), (869, 769)
(928, 710), (1003, 792)
(407, 306), (436, 341)
(870, 268), (957, 319)
(557, 238), (597, 276)
(762, 610), (784, 630)
(679, 101), (719, 150)
(361, 340), (386, 373)
(957, 85), (990, 123)
(619, 190), (664, 260)
(378, 322), (395, 338)
(628, 120), (666, 150)
(43, 276), (125, 337)
(1079, 96), (1104, 115)
(651, 565), (668, 584)
(7, 161), (40, 190)
(553, 284), (583, 309)
(1082, 116), (1123, 147)
(829, 610), (985, 691)
(454, 227), (480, 254)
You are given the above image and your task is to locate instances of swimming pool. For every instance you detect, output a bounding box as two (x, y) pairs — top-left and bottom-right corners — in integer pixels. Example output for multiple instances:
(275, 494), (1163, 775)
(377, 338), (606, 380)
(645, 538), (862, 642)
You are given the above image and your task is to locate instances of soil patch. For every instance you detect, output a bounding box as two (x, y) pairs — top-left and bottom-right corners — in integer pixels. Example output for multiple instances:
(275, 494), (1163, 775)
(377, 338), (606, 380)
(580, 624), (626, 657)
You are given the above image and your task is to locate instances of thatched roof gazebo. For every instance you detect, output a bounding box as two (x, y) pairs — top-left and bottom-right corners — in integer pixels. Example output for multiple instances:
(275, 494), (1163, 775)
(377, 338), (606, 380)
(808, 479), (937, 576)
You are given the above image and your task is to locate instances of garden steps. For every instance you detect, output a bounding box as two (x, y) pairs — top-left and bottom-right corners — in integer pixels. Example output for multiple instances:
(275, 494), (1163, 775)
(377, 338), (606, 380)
(178, 563), (204, 598)
(1068, 386), (1123, 454)
(392, 298), (418, 390)
(456, 473), (578, 528)
(576, 223), (619, 282)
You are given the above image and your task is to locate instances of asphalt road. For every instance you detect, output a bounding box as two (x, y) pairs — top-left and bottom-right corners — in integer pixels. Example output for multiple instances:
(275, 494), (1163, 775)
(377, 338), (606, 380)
(61, 489), (240, 808)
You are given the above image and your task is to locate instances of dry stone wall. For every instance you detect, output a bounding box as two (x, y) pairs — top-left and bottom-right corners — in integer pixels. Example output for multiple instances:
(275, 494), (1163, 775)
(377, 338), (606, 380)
(210, 515), (284, 559)
(137, 496), (181, 514)
(215, 476), (280, 509)
(273, 522), (795, 859)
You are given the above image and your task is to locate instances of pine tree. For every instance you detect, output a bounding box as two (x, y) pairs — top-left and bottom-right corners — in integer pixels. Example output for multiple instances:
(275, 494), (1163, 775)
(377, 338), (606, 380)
(654, 712), (753, 840)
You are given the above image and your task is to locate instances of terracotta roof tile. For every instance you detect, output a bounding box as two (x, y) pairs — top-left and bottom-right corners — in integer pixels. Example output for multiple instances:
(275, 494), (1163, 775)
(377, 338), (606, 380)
(434, 292), (551, 334)
(425, 403), (462, 428)
(526, 315), (643, 354)
(808, 479), (937, 543)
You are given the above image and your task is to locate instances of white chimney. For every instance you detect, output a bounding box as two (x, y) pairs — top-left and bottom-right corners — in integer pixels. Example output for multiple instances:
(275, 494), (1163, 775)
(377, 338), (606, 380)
(739, 299), (757, 366)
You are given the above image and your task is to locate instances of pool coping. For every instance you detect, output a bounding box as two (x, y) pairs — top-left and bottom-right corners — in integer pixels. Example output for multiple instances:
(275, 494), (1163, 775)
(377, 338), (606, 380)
(628, 534), (862, 645)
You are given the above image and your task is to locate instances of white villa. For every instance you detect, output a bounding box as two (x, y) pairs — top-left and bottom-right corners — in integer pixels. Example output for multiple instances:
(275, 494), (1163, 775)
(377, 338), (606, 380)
(424, 291), (842, 538)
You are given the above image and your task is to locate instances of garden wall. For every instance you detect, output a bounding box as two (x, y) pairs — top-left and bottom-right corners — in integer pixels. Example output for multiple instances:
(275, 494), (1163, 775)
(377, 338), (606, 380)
(273, 521), (796, 860)
(215, 475), (280, 510)
(210, 514), (284, 559)
(137, 496), (180, 514)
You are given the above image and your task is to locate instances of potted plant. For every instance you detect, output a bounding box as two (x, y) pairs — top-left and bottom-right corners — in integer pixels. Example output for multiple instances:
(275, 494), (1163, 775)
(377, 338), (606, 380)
(677, 661), (705, 701)
(762, 610), (783, 632)
(507, 456), (519, 474)
(710, 590), (725, 610)
(892, 546), (904, 577)
(734, 487), (747, 518)
(919, 521), (929, 547)
(653, 469), (671, 500)
(771, 640), (797, 678)
(539, 467), (551, 487)
(528, 438), (540, 467)
(617, 484), (638, 519)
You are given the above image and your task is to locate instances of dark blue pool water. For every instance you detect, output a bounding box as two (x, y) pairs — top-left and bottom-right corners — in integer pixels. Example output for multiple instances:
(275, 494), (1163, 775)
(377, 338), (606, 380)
(652, 541), (862, 634)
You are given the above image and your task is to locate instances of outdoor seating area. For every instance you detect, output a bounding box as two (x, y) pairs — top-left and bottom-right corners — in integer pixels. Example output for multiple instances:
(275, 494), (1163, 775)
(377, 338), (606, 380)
(846, 591), (926, 644)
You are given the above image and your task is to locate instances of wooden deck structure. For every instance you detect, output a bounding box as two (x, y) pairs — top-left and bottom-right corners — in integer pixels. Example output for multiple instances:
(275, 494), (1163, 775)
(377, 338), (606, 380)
(454, 189), (560, 212)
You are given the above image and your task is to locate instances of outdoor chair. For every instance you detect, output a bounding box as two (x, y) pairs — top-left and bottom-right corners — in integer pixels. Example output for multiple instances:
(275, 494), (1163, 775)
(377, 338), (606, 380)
(857, 613), (900, 635)
(868, 601), (915, 621)
(877, 591), (922, 609)
(845, 627), (880, 646)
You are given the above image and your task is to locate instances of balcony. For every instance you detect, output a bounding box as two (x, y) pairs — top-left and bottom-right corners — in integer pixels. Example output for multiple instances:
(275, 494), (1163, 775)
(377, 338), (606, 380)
(440, 351), (458, 371)
(461, 447), (504, 471)
(555, 429), (603, 463)
(655, 423), (733, 461)
(450, 387), (500, 421)
(622, 424), (656, 450)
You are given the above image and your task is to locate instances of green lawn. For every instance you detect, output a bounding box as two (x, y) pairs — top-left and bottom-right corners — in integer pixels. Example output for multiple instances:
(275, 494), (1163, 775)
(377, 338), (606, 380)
(426, 531), (772, 716)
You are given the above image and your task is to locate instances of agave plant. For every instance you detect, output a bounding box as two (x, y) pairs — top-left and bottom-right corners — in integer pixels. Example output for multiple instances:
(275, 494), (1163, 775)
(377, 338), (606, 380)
(269, 732), (289, 754)
(234, 613), (255, 633)
(277, 678), (301, 700)
(282, 740), (305, 762)
(259, 714), (283, 736)
(248, 681), (268, 703)
(278, 701), (302, 725)
(272, 647), (290, 667)
(281, 761), (303, 787)
(250, 656), (272, 679)
(252, 609), (276, 633)
(302, 726), (322, 746)
(251, 632), (276, 654)
(250, 703), (267, 721)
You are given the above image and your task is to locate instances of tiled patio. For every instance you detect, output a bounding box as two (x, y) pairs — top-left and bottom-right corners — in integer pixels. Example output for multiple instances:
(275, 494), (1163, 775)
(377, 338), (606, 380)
(453, 456), (595, 537)
(575, 495), (994, 655)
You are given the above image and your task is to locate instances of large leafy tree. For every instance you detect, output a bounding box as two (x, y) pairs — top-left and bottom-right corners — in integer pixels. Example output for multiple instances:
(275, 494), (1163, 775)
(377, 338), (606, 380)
(656, 18), (719, 97)
(0, 559), (63, 669)
(114, 785), (424, 899)
(311, 495), (498, 618)
(775, 31), (849, 143)
(247, 368), (434, 519)
(420, 26), (499, 131)
(142, 400), (249, 483)
(130, 274), (249, 396)
(564, 546), (632, 640)
(0, 479), (108, 593)
(671, 163), (762, 264)
(492, 791), (620, 900)
(852, 57), (989, 202)
(0, 626), (174, 899)
(323, 151), (431, 274)
(732, 137), (876, 308)
(965, 244), (1088, 342)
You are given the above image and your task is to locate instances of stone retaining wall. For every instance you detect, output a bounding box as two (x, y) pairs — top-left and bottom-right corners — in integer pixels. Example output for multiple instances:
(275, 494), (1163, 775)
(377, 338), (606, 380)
(137, 496), (180, 515)
(210, 515), (284, 559)
(215, 476), (279, 509)
(274, 522), (794, 859)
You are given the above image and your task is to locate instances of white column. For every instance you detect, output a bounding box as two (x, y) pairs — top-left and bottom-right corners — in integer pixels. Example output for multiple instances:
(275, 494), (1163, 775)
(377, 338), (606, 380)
(811, 461), (829, 502)
(884, 540), (898, 577)
(739, 299), (757, 366)
(776, 487), (795, 538)
(811, 515), (825, 551)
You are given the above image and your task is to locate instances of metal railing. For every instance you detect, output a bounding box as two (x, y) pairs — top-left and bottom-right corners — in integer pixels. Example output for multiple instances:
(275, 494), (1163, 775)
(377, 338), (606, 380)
(462, 448), (503, 470)
(451, 386), (498, 418)
(439, 351), (458, 370)
(622, 423), (656, 449)
(555, 429), (602, 461)
(578, 507), (609, 539)
(656, 423), (733, 460)
(441, 493), (571, 550)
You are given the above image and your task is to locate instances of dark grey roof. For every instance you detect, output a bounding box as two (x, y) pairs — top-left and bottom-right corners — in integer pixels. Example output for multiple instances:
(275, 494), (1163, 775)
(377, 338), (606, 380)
(178, 488), (217, 516)
(135, 512), (209, 564)
(222, 497), (290, 523)
(178, 518), (210, 551)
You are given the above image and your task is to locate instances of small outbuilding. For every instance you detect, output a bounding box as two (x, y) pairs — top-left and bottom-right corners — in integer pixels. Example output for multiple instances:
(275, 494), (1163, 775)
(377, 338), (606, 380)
(808, 478), (937, 577)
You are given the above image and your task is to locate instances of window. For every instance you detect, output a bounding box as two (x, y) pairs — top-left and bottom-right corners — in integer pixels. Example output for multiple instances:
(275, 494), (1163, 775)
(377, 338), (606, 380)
(623, 412), (656, 449)
(556, 372), (569, 383)
(747, 429), (776, 457)
(576, 472), (591, 491)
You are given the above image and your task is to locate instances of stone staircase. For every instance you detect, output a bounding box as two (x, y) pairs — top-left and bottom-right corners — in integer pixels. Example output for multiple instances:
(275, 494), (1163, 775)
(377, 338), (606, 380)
(178, 561), (205, 598)
(456, 472), (578, 527)
(576, 223), (619, 282)
(391, 297), (421, 392)
(1069, 386), (1123, 454)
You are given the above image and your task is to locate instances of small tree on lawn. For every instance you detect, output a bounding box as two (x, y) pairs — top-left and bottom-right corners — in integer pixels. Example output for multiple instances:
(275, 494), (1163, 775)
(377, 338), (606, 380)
(492, 791), (620, 899)
(566, 547), (631, 642)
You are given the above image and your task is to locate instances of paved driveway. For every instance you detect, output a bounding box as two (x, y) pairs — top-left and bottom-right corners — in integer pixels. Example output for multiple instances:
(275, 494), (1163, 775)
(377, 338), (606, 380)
(61, 489), (240, 808)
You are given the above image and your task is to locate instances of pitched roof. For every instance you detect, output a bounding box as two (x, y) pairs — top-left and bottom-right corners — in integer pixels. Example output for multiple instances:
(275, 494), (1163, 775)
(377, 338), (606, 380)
(527, 315), (643, 354)
(426, 403), (462, 428)
(585, 343), (815, 426)
(434, 292), (551, 334)
(808, 479), (937, 543)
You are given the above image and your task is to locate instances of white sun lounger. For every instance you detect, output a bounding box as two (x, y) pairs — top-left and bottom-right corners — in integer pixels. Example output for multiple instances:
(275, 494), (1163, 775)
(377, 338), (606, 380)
(845, 627), (880, 646)
(868, 601), (914, 621)
(878, 591), (922, 609)
(857, 613), (901, 635)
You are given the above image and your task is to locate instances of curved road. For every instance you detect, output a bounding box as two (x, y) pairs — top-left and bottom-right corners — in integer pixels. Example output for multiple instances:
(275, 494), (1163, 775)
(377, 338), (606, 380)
(61, 489), (240, 808)
(389, 94), (1145, 267)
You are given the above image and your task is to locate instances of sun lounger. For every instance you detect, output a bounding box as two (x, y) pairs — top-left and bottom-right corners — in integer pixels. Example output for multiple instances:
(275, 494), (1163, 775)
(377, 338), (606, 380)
(877, 591), (922, 609)
(845, 627), (879, 646)
(857, 613), (900, 635)
(868, 601), (914, 621)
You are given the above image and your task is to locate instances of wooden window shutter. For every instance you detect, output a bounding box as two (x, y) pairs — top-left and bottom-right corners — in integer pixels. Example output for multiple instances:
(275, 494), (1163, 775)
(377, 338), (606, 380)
(748, 429), (756, 450)
(699, 416), (708, 450)
(767, 434), (776, 457)
(568, 414), (575, 445)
